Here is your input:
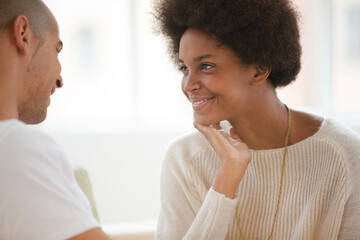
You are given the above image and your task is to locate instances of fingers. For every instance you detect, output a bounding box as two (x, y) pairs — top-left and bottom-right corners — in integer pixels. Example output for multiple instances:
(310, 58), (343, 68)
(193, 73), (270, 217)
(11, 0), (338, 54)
(193, 121), (210, 135)
(212, 124), (232, 142)
(229, 127), (245, 144)
(194, 121), (247, 150)
(229, 127), (239, 140)
(194, 122), (251, 199)
(194, 122), (229, 141)
(211, 123), (221, 130)
(194, 122), (233, 143)
(194, 121), (251, 167)
(194, 121), (247, 158)
(194, 121), (231, 151)
(194, 121), (222, 140)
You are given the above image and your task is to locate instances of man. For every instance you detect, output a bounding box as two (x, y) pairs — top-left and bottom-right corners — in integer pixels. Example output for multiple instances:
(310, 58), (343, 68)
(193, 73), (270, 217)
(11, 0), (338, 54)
(0, 0), (110, 239)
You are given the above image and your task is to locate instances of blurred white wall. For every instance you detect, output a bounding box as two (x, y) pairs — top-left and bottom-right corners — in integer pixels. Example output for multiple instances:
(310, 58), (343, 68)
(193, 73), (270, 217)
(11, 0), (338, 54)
(51, 131), (182, 224)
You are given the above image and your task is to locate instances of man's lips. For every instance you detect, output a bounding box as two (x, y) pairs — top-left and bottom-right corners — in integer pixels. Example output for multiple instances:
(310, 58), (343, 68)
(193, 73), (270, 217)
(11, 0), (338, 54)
(50, 87), (56, 96)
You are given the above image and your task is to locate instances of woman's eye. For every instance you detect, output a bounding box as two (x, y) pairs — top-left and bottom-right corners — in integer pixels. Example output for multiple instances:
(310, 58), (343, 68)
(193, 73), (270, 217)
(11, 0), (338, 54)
(179, 65), (189, 72)
(201, 63), (214, 70)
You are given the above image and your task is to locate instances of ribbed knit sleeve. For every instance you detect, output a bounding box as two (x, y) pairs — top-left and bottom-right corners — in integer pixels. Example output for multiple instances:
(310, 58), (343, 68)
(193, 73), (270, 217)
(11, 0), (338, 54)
(155, 133), (237, 240)
(328, 122), (360, 240)
(184, 188), (237, 239)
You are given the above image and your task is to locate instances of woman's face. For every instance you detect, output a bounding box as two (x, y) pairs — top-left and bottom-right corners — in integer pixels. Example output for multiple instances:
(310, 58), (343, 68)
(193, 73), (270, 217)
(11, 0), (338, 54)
(179, 28), (256, 126)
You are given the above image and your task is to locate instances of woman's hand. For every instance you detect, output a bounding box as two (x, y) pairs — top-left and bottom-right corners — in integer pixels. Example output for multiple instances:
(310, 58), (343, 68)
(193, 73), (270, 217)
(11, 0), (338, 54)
(194, 121), (251, 199)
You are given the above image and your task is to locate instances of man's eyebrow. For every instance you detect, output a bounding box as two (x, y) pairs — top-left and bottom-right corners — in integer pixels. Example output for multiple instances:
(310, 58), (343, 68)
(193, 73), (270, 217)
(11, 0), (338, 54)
(178, 54), (213, 63)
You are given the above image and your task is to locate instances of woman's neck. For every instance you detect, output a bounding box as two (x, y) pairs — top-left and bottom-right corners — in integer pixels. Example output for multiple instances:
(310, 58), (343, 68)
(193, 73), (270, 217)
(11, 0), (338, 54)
(227, 87), (324, 150)
(228, 87), (290, 150)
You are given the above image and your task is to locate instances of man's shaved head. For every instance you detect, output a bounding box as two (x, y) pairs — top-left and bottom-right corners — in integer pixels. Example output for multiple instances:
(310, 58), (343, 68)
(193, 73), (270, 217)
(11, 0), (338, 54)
(0, 0), (53, 38)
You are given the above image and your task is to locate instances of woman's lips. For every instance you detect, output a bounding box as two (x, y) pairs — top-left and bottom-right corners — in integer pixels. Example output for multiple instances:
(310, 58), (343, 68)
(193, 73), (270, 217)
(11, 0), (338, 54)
(191, 96), (215, 110)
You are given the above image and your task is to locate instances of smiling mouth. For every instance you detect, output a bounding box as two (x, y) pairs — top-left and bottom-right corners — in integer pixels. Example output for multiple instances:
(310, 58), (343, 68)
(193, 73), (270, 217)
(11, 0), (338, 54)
(192, 96), (215, 105)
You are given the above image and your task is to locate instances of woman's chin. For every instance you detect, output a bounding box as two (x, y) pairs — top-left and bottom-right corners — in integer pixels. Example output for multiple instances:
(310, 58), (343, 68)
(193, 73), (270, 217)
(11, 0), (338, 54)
(193, 114), (219, 126)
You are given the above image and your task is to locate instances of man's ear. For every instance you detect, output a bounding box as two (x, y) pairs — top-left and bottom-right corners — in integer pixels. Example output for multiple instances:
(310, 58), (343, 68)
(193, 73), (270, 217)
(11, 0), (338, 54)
(13, 15), (32, 56)
(250, 65), (271, 86)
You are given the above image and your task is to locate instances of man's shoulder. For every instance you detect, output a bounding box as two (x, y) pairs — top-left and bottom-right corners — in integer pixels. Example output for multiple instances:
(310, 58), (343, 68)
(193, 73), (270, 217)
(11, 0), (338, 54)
(0, 119), (57, 147)
(0, 120), (98, 240)
(0, 119), (25, 140)
(0, 119), (64, 167)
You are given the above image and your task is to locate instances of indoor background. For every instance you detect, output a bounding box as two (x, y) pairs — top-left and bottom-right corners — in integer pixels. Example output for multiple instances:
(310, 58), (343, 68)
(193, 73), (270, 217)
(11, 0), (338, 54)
(39, 0), (360, 234)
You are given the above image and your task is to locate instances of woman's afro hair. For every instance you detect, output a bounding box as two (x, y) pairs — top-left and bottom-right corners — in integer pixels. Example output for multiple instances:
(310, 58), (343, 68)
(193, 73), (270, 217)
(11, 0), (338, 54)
(153, 0), (302, 88)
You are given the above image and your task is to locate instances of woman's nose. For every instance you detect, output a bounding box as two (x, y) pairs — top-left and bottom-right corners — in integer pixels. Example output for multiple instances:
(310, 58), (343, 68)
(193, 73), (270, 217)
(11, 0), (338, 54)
(182, 73), (200, 93)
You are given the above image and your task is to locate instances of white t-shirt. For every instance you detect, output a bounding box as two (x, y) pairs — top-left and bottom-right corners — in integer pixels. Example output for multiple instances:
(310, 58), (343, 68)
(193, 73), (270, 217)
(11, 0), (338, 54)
(0, 119), (99, 240)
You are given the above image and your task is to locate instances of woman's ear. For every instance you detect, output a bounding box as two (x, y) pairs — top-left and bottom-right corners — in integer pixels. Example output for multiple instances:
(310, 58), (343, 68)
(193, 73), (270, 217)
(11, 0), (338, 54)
(13, 15), (31, 56)
(250, 65), (271, 86)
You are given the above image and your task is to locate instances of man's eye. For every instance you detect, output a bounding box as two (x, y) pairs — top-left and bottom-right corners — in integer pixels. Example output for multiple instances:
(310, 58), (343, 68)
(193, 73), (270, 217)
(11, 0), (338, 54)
(201, 63), (214, 70)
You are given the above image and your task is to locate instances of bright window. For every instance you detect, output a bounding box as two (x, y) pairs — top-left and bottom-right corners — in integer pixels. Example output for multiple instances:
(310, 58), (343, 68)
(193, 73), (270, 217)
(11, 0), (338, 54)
(42, 0), (360, 133)
(42, 0), (193, 134)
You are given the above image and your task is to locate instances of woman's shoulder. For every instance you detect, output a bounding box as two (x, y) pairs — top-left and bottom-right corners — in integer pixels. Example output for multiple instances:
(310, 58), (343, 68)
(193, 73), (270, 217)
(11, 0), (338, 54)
(316, 118), (360, 153)
(313, 116), (358, 140)
(297, 115), (360, 172)
(290, 110), (360, 162)
(317, 119), (360, 195)
(292, 110), (360, 148)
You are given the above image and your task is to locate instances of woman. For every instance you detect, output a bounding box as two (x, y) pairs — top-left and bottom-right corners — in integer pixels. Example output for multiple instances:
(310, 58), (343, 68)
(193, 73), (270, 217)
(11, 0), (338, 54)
(153, 0), (360, 239)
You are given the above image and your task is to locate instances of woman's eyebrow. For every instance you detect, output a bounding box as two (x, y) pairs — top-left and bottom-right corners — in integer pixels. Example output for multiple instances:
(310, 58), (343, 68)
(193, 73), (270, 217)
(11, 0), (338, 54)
(178, 54), (213, 63)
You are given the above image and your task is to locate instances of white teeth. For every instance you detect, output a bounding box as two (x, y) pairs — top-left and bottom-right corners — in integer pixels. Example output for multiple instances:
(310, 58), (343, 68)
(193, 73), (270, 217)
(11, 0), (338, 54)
(193, 97), (213, 105)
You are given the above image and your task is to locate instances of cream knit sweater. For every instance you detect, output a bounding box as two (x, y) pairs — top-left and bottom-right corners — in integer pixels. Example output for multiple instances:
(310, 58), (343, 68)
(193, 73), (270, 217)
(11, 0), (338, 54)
(155, 119), (360, 240)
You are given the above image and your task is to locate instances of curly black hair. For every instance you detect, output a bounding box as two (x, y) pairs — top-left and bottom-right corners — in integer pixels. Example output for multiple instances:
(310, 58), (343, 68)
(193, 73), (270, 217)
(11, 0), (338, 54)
(153, 0), (302, 88)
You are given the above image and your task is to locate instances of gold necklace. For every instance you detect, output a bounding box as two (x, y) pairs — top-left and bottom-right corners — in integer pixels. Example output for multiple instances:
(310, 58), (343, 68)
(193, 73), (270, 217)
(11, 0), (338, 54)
(235, 105), (291, 240)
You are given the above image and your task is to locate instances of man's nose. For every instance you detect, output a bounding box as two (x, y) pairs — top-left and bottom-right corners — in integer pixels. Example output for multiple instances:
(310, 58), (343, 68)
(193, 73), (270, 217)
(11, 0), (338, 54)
(56, 75), (63, 88)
